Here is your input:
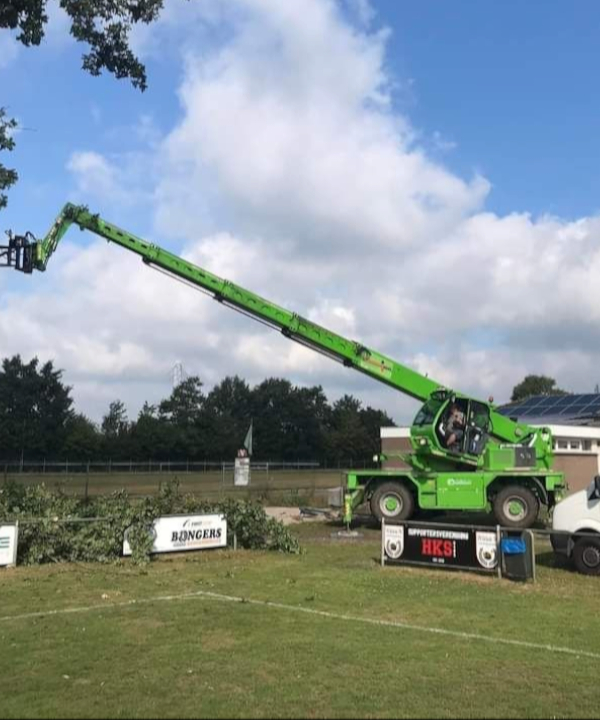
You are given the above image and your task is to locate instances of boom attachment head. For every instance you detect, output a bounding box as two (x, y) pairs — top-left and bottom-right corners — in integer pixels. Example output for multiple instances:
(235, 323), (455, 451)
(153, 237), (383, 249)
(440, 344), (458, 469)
(0, 231), (38, 274)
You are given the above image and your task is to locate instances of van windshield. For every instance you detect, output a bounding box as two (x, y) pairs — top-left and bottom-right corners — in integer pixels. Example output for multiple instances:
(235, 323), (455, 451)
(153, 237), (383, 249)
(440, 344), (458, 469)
(413, 398), (443, 427)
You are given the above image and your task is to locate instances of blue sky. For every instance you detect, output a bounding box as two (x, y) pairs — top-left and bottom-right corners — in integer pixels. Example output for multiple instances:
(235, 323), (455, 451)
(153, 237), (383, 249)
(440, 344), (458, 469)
(379, 0), (600, 219)
(0, 0), (599, 421)
(4, 1), (600, 232)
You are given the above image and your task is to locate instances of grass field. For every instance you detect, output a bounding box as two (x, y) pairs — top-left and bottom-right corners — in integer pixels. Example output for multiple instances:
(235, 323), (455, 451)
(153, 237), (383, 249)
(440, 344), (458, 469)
(1, 521), (599, 719)
(4, 469), (344, 505)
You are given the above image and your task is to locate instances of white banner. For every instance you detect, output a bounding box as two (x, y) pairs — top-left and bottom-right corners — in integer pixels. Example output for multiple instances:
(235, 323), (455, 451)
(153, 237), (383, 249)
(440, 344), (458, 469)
(0, 522), (18, 567)
(234, 457), (251, 486)
(475, 531), (498, 570)
(383, 523), (405, 560)
(123, 514), (227, 556)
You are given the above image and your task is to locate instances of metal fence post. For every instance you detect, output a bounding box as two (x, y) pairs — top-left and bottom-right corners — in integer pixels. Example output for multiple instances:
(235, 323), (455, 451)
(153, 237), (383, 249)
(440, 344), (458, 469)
(528, 530), (536, 583)
(496, 525), (502, 579)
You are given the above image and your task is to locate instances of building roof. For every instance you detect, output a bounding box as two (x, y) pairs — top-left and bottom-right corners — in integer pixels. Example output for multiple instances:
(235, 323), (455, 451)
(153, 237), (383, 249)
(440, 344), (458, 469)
(497, 394), (600, 426)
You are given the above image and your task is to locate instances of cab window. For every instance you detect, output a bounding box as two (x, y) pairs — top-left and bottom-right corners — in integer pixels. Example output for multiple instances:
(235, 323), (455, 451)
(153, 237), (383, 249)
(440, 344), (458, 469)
(413, 398), (443, 427)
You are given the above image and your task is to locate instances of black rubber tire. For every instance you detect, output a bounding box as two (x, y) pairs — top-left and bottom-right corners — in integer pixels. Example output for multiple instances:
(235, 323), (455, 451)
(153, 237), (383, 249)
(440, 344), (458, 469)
(492, 485), (539, 529)
(370, 482), (414, 523)
(573, 535), (600, 575)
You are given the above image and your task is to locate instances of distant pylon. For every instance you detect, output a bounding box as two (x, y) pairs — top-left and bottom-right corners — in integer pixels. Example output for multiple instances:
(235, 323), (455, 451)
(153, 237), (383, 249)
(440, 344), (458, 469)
(172, 361), (187, 388)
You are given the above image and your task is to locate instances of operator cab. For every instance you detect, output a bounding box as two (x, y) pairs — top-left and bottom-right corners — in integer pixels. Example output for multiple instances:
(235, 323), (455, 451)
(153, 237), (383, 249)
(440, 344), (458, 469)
(412, 390), (491, 457)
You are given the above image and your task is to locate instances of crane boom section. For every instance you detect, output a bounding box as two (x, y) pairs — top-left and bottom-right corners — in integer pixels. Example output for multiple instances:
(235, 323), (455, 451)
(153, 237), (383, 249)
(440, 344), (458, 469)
(21, 203), (533, 443)
(37, 204), (440, 402)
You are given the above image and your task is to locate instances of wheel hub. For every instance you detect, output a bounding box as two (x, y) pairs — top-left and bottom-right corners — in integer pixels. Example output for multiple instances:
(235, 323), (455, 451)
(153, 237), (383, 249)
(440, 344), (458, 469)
(504, 497), (527, 522)
(582, 545), (600, 569)
(382, 494), (402, 516)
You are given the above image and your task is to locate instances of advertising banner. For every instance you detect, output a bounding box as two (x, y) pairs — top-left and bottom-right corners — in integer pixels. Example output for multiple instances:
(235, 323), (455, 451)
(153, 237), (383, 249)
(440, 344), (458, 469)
(382, 521), (498, 572)
(0, 522), (18, 567)
(234, 457), (251, 486)
(123, 514), (227, 556)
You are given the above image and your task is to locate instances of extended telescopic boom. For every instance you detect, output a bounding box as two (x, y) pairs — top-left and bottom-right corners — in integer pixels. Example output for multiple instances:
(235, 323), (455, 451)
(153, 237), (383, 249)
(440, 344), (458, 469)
(1, 203), (532, 444)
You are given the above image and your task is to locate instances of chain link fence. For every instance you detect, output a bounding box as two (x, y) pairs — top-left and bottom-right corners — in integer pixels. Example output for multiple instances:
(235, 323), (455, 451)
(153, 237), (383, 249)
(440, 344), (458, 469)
(0, 460), (347, 506)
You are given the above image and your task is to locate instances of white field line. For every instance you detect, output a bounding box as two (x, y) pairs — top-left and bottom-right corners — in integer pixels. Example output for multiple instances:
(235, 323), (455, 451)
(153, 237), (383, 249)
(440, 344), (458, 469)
(1, 588), (599, 661)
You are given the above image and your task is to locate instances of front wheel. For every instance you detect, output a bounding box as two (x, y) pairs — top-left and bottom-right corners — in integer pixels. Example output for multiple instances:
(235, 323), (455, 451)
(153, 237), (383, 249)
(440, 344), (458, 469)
(370, 482), (414, 523)
(573, 535), (600, 575)
(492, 485), (539, 529)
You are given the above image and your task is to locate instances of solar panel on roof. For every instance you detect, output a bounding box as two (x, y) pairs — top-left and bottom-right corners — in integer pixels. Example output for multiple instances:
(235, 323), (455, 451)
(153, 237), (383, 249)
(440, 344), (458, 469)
(498, 393), (600, 422)
(532, 398), (555, 408)
(577, 402), (600, 416)
(559, 398), (577, 410)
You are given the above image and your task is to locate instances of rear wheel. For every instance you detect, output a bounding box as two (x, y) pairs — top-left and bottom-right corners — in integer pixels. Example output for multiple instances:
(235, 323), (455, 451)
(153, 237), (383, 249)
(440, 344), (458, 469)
(573, 535), (600, 575)
(370, 482), (414, 523)
(492, 485), (539, 528)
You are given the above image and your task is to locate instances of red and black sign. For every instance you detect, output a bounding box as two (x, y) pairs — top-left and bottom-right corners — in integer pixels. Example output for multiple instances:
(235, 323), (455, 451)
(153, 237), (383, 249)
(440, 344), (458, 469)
(383, 522), (498, 572)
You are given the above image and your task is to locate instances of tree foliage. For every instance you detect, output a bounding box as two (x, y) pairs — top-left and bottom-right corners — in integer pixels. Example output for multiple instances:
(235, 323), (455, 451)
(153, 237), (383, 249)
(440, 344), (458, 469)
(510, 374), (568, 403)
(0, 108), (18, 210)
(0, 478), (301, 565)
(1, 0), (165, 90)
(0, 354), (396, 464)
(0, 355), (73, 460)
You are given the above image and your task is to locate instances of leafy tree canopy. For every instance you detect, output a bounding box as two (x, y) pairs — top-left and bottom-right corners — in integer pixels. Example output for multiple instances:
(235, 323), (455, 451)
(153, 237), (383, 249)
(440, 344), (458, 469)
(1, 0), (165, 90)
(0, 108), (18, 210)
(510, 374), (568, 403)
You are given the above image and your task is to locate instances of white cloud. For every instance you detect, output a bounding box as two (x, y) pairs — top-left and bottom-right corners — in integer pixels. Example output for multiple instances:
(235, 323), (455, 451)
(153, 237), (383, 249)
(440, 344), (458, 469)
(2, 0), (599, 425)
(157, 0), (487, 253)
(67, 150), (154, 208)
(67, 152), (119, 201)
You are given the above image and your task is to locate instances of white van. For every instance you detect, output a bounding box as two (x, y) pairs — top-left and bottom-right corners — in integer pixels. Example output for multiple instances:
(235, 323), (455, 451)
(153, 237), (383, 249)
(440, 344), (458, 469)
(551, 477), (600, 575)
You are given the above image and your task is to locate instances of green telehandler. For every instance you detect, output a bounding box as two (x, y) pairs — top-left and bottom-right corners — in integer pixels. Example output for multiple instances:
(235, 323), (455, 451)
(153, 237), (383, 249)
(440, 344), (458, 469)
(0, 204), (566, 528)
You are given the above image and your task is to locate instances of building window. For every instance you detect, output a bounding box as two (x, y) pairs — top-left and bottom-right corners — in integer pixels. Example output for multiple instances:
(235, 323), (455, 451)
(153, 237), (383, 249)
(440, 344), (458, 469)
(570, 441), (581, 451)
(557, 440), (569, 450)
(583, 440), (592, 451)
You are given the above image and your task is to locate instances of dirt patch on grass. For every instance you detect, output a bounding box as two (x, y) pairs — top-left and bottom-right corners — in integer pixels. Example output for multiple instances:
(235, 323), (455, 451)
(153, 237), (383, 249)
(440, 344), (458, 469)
(264, 507), (336, 525)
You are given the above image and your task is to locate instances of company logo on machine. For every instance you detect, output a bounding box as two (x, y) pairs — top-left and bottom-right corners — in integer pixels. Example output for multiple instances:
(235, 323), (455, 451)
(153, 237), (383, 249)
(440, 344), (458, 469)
(123, 514), (227, 556)
(358, 350), (393, 379)
(446, 478), (472, 487)
(384, 524), (404, 559)
(475, 531), (498, 569)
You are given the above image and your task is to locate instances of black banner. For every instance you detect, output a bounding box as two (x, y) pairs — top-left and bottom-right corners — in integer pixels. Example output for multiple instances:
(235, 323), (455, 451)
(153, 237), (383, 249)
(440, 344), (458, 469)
(383, 522), (498, 572)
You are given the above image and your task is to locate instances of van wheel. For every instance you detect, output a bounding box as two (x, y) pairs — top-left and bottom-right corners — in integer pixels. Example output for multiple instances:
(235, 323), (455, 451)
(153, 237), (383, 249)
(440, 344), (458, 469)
(573, 536), (600, 575)
(492, 485), (539, 529)
(370, 482), (414, 523)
